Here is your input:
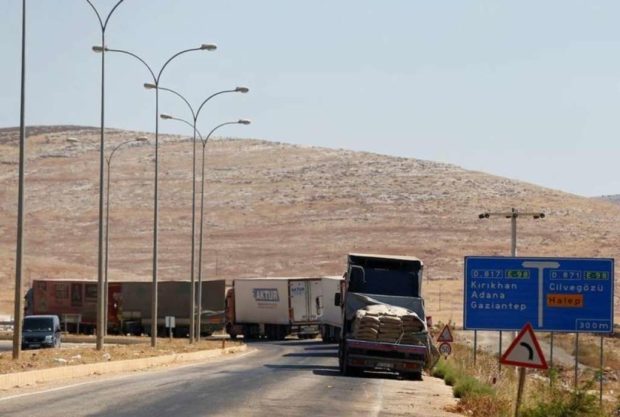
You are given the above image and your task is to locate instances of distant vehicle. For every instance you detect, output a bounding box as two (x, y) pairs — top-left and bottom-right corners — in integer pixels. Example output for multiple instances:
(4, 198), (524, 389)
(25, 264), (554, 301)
(25, 279), (226, 337)
(226, 276), (342, 340)
(337, 253), (439, 380)
(21, 315), (61, 350)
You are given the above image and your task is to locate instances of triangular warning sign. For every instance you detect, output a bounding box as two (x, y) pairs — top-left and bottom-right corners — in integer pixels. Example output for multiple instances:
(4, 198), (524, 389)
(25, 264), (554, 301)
(437, 324), (454, 342)
(500, 323), (548, 370)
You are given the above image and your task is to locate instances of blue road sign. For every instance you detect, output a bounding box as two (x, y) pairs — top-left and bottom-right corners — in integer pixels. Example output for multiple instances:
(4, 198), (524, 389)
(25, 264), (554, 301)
(464, 256), (614, 333)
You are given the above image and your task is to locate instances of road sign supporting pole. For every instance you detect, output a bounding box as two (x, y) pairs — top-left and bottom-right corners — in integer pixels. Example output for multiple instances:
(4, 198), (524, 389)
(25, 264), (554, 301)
(473, 330), (477, 365)
(514, 367), (526, 417)
(549, 332), (554, 386)
(499, 330), (502, 373)
(599, 336), (603, 406)
(574, 333), (579, 388)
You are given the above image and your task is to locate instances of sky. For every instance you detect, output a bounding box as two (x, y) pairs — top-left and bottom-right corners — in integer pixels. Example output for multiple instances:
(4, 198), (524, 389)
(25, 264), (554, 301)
(1, 1), (620, 197)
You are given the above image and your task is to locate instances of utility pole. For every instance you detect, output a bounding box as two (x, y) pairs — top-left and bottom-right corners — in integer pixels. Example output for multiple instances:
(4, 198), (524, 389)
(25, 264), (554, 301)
(478, 208), (546, 374)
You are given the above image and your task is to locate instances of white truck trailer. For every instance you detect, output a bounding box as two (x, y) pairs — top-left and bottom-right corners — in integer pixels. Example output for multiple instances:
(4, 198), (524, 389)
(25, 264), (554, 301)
(225, 276), (341, 340)
(319, 276), (344, 342)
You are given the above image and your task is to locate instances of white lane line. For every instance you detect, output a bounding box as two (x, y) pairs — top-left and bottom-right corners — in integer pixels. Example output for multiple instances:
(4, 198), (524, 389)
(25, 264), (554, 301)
(0, 349), (256, 403)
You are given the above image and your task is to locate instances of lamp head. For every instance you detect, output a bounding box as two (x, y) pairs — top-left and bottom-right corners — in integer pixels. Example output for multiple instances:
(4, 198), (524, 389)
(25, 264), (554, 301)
(66, 137), (79, 144)
(144, 83), (157, 90)
(92, 45), (107, 53)
(160, 113), (174, 120)
(235, 86), (250, 93)
(136, 136), (149, 142)
(238, 119), (251, 125)
(200, 43), (217, 51)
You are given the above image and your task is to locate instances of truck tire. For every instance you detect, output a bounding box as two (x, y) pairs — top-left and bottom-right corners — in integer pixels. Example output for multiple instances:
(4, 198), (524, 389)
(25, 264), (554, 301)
(404, 371), (423, 381)
(342, 349), (361, 377)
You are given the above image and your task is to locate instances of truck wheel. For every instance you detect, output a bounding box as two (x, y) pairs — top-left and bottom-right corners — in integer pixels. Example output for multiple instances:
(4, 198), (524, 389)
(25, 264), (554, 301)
(404, 371), (423, 381)
(342, 350), (360, 377)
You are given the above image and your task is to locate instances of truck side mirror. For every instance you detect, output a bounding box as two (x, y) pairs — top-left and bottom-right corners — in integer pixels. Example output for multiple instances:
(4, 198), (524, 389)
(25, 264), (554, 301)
(334, 293), (341, 307)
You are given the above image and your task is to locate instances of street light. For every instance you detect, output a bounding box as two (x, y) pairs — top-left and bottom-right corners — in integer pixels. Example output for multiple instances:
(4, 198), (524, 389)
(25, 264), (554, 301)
(86, 0), (126, 352)
(156, 85), (249, 342)
(12, 0), (27, 360)
(103, 136), (148, 334)
(161, 116), (250, 341)
(196, 120), (250, 341)
(93, 43), (217, 347)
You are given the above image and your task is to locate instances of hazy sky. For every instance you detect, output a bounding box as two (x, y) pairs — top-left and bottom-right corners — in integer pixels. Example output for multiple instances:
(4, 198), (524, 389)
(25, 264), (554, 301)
(2, 1), (620, 197)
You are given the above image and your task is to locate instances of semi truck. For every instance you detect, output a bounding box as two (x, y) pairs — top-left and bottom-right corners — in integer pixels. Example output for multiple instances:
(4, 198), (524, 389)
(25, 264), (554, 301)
(225, 276), (342, 340)
(26, 279), (226, 337)
(337, 253), (438, 380)
(319, 276), (344, 342)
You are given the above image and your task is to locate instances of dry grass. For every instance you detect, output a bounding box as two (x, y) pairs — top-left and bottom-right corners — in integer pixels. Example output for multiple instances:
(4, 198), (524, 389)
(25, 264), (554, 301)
(436, 342), (617, 417)
(0, 337), (241, 374)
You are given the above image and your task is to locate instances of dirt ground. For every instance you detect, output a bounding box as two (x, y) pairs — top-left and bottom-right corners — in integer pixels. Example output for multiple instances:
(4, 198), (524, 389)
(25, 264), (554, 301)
(0, 336), (241, 375)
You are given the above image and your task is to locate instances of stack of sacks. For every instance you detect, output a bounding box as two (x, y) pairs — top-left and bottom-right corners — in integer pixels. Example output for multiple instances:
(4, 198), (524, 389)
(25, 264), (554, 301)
(400, 313), (426, 345)
(377, 315), (403, 343)
(352, 310), (380, 341)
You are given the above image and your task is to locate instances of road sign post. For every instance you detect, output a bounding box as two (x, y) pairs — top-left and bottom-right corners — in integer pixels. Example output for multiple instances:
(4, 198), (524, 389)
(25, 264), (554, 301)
(500, 323), (548, 417)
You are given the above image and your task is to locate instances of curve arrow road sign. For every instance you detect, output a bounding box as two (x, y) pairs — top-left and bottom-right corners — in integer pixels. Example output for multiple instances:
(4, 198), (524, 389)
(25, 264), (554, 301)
(500, 323), (548, 369)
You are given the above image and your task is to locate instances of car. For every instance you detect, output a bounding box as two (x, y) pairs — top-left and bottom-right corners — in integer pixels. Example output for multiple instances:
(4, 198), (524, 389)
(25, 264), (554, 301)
(21, 315), (62, 349)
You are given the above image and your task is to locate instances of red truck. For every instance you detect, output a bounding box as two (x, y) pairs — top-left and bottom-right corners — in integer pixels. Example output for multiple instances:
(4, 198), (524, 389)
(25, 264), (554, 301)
(26, 279), (226, 336)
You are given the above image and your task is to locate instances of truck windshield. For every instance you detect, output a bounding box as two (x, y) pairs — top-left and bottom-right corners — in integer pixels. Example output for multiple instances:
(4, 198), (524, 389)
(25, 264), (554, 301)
(349, 268), (420, 297)
(23, 318), (53, 332)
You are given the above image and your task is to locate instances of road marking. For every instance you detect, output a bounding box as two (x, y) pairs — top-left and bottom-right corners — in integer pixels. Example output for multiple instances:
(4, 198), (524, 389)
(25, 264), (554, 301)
(0, 349), (256, 403)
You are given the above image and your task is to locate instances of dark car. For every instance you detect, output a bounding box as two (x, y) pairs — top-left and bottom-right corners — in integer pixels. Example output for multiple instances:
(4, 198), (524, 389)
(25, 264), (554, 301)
(21, 315), (62, 349)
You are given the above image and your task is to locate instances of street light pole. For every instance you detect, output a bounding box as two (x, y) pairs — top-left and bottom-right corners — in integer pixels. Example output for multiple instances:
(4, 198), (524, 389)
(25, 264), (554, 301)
(156, 85), (248, 342)
(13, 0), (27, 360)
(104, 137), (148, 334)
(93, 44), (217, 347)
(195, 120), (250, 341)
(85, 0), (125, 352)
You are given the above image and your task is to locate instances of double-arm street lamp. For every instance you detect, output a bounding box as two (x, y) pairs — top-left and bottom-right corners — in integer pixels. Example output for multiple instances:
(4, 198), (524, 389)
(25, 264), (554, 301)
(151, 85), (249, 342)
(161, 116), (251, 341)
(93, 43), (217, 347)
(85, 0), (125, 352)
(103, 136), (149, 333)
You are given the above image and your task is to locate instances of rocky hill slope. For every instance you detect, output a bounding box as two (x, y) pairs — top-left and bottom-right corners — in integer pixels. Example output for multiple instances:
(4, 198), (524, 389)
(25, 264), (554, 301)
(1, 126), (619, 323)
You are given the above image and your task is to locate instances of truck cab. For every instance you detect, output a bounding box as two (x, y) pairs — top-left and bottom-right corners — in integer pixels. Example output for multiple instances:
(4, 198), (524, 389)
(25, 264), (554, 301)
(21, 315), (62, 349)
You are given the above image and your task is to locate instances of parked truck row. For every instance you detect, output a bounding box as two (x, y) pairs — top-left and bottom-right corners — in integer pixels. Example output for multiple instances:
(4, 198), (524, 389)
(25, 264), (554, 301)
(25, 276), (344, 340)
(25, 252), (439, 378)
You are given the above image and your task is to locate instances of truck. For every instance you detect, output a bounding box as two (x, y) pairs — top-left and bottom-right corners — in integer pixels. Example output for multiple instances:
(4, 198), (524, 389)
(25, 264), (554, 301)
(26, 279), (226, 337)
(337, 253), (438, 380)
(319, 276), (344, 343)
(225, 276), (342, 340)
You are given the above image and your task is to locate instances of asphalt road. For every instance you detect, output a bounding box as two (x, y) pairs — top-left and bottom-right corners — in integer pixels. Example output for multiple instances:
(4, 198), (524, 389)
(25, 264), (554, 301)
(0, 339), (459, 417)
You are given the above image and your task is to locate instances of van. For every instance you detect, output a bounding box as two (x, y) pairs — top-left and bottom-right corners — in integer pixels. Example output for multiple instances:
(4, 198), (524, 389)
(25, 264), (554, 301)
(21, 315), (62, 349)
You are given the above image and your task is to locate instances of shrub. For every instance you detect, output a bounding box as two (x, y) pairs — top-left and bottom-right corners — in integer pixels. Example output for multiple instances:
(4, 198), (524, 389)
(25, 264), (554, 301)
(453, 374), (495, 399)
(521, 384), (606, 417)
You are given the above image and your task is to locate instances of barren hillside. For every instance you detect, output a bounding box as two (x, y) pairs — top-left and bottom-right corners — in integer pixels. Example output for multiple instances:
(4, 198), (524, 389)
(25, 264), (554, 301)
(1, 126), (619, 324)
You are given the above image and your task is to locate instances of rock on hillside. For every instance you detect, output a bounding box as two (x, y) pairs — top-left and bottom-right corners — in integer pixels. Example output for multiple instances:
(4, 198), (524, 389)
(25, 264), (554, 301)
(0, 125), (619, 322)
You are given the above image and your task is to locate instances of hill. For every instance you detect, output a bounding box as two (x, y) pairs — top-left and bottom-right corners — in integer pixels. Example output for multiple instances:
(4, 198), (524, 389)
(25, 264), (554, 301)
(1, 126), (619, 323)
